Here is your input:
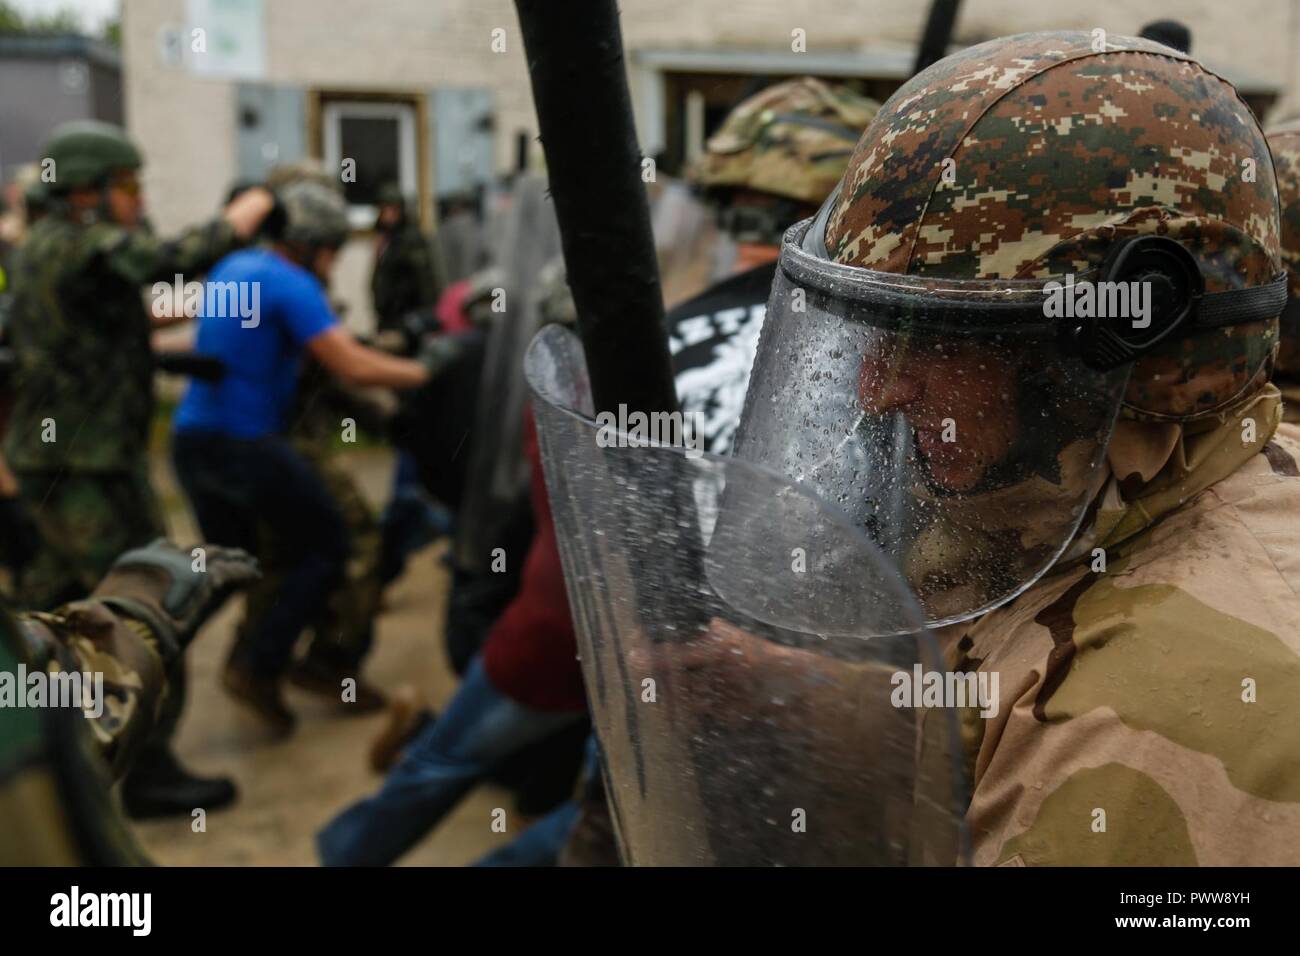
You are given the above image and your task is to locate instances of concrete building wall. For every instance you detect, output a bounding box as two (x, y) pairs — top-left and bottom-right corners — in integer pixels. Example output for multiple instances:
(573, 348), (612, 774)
(120, 0), (1300, 326)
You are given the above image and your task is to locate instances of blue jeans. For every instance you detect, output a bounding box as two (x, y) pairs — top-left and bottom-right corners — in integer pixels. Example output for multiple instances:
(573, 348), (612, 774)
(473, 800), (579, 866)
(472, 734), (599, 866)
(378, 450), (450, 585)
(172, 430), (348, 677)
(317, 656), (583, 866)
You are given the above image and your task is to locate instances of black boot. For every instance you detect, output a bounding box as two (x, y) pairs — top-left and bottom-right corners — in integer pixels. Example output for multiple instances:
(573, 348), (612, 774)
(121, 748), (238, 821)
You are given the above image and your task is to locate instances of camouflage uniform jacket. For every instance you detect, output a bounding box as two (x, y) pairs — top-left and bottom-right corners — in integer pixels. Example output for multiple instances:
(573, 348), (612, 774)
(3, 214), (239, 472)
(944, 385), (1300, 865)
(371, 221), (444, 333)
(0, 599), (168, 864)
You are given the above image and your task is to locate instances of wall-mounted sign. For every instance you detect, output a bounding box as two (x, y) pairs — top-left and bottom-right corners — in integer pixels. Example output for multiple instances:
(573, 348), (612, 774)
(185, 0), (266, 80)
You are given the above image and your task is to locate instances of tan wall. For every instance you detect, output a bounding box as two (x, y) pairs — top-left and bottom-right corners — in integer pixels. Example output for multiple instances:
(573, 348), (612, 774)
(122, 0), (1300, 326)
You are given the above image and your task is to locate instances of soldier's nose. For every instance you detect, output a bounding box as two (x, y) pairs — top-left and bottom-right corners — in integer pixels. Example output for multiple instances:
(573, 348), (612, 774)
(860, 362), (924, 413)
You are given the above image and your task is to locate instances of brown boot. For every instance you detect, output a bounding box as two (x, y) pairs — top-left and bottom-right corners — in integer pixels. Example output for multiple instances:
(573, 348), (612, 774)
(286, 656), (386, 713)
(368, 685), (427, 773)
(222, 661), (296, 737)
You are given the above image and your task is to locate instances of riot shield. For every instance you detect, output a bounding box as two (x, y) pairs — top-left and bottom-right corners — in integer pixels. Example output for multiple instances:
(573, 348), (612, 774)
(455, 173), (563, 572)
(526, 324), (970, 866)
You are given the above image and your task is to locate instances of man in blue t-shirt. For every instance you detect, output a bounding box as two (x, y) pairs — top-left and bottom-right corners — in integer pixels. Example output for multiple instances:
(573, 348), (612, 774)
(173, 180), (433, 735)
(174, 246), (337, 438)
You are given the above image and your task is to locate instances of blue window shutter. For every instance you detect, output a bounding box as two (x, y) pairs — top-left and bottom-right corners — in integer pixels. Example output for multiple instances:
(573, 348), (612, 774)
(236, 83), (306, 181)
(431, 88), (494, 199)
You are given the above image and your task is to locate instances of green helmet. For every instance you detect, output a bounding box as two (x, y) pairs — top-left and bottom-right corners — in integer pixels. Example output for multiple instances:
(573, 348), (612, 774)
(42, 121), (143, 194)
(376, 181), (405, 207)
(265, 159), (339, 194)
(279, 179), (349, 248)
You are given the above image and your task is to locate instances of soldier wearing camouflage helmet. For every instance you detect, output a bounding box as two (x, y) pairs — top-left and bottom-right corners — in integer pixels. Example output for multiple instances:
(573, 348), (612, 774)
(171, 174), (437, 734)
(573, 78), (878, 458)
(528, 31), (1300, 866)
(370, 181), (445, 335)
(1264, 121), (1300, 424)
(690, 76), (880, 246)
(663, 77), (879, 455)
(2, 120), (275, 818)
(728, 30), (1300, 865)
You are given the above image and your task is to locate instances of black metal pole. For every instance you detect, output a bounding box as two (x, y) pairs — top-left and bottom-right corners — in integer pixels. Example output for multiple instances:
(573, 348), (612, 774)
(913, 0), (963, 76)
(514, 130), (530, 173)
(513, 0), (679, 418)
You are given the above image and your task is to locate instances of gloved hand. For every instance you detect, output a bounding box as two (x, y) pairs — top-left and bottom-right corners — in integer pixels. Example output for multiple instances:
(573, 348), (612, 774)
(0, 494), (41, 573)
(416, 333), (468, 382)
(91, 539), (260, 661)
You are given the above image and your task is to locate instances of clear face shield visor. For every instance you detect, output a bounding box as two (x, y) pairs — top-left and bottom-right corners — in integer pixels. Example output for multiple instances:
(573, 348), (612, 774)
(733, 211), (1289, 627)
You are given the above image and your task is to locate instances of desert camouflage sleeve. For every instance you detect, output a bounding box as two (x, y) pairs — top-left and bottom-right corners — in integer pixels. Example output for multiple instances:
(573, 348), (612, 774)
(16, 599), (168, 780)
(953, 424), (1300, 866)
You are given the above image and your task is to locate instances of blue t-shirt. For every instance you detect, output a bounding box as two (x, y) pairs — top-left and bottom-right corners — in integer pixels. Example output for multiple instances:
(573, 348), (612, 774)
(174, 248), (337, 439)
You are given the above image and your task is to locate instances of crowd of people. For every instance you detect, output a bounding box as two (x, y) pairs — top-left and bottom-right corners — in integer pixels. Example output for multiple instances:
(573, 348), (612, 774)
(1, 15), (1299, 868)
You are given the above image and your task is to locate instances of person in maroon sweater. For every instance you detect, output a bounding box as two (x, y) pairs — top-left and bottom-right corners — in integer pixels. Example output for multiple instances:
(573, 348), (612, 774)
(316, 410), (587, 866)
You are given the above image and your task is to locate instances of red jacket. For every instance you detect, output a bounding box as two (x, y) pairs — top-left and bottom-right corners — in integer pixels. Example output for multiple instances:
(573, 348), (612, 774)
(481, 408), (588, 712)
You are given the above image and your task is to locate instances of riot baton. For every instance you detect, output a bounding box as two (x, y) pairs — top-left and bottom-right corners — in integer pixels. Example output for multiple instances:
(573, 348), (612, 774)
(913, 0), (963, 76)
(513, 0), (678, 419)
(514, 1), (704, 593)
(514, 2), (705, 807)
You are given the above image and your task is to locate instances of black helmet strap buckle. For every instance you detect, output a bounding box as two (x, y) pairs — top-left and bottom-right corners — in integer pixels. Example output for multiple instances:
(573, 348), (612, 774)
(1062, 235), (1289, 371)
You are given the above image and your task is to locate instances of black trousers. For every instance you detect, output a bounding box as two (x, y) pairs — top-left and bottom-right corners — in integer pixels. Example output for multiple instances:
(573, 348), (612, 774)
(173, 431), (349, 677)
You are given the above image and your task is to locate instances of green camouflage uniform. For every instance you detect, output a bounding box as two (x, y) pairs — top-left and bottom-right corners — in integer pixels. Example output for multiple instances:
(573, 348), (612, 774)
(823, 31), (1300, 864)
(371, 212), (444, 334)
(4, 212), (240, 609)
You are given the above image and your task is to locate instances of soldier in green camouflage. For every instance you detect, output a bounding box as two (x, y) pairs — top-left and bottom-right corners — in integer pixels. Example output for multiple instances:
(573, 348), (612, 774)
(0, 540), (258, 864)
(2, 121), (274, 817)
(1264, 122), (1300, 423)
(5, 121), (272, 609)
(370, 181), (445, 335)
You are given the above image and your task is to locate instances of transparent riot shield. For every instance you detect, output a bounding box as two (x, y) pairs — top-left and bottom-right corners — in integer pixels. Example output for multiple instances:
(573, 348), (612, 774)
(455, 173), (563, 572)
(526, 324), (971, 866)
